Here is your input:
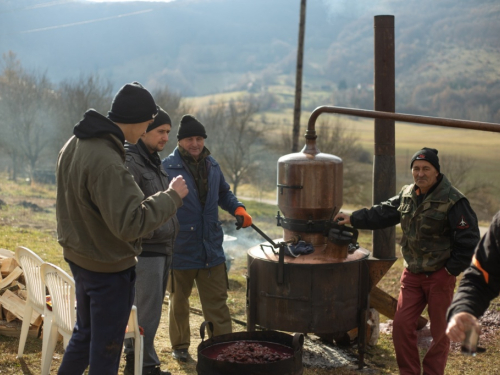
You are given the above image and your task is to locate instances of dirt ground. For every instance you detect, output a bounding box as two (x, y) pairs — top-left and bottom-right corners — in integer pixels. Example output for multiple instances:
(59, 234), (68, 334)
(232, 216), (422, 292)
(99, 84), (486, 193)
(380, 308), (500, 354)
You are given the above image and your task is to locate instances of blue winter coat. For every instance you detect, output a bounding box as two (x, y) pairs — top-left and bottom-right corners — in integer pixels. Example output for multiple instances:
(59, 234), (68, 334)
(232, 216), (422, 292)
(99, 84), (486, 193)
(162, 148), (243, 270)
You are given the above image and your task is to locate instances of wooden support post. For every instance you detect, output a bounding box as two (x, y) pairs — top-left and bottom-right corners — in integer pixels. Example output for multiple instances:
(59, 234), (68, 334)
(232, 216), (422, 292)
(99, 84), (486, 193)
(370, 285), (428, 330)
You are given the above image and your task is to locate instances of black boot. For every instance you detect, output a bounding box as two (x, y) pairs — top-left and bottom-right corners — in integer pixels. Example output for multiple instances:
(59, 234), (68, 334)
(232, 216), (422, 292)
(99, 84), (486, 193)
(172, 348), (188, 362)
(144, 366), (171, 375)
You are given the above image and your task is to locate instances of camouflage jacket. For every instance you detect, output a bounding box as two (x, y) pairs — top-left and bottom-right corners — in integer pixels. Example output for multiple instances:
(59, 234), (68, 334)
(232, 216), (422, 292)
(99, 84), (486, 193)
(351, 174), (480, 275)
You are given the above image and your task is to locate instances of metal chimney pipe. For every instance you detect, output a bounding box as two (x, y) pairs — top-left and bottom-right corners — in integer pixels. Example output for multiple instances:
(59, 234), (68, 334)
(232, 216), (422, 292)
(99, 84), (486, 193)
(373, 15), (396, 259)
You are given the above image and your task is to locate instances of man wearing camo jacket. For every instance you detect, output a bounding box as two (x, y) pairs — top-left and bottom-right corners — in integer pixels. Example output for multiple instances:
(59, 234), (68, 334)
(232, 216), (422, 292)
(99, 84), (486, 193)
(334, 147), (480, 375)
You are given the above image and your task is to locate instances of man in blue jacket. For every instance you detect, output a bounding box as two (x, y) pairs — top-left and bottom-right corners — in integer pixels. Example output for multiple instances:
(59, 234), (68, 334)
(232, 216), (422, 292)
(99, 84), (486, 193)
(162, 115), (252, 362)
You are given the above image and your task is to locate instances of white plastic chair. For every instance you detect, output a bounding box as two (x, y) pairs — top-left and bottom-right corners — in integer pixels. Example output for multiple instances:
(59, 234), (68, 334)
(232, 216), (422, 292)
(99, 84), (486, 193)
(40, 262), (76, 375)
(124, 305), (144, 375)
(40, 262), (143, 374)
(14, 246), (52, 359)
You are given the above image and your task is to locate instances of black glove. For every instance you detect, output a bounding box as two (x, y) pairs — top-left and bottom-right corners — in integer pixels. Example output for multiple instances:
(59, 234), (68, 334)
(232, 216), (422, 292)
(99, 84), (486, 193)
(235, 215), (244, 230)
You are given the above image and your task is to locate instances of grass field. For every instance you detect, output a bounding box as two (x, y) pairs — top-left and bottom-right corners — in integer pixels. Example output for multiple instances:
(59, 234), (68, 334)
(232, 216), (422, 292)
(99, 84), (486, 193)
(1, 170), (500, 374)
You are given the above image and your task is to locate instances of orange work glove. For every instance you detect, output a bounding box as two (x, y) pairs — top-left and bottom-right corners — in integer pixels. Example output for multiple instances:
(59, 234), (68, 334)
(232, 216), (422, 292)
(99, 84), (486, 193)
(234, 206), (252, 229)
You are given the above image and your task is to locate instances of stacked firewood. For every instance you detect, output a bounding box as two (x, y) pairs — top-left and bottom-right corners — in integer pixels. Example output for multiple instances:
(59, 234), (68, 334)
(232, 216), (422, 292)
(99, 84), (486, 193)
(0, 248), (42, 338)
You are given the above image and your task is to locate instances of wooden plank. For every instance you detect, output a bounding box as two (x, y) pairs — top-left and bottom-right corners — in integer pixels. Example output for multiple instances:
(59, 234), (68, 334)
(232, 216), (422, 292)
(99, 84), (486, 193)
(370, 285), (428, 330)
(0, 290), (39, 325)
(1, 258), (19, 277)
(0, 249), (15, 258)
(0, 267), (22, 290)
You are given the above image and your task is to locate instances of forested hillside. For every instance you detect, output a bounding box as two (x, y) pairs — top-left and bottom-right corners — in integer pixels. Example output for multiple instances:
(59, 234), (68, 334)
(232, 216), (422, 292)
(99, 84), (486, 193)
(1, 0), (499, 120)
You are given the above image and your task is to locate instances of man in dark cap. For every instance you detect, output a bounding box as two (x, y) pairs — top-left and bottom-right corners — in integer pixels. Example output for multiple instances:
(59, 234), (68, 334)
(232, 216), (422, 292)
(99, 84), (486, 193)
(56, 83), (188, 375)
(123, 107), (176, 375)
(162, 115), (253, 362)
(334, 147), (480, 375)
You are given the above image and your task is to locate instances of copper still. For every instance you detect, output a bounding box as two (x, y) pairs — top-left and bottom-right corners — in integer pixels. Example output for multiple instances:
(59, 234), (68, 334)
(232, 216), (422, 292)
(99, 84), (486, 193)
(246, 128), (395, 368)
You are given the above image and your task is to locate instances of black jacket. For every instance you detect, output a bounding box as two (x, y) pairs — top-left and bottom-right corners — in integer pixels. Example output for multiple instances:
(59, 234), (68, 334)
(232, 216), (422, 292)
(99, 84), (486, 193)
(447, 211), (500, 321)
(125, 140), (179, 255)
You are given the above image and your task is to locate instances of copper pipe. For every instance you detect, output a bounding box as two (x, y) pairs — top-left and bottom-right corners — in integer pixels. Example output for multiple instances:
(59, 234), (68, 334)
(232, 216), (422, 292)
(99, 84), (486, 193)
(307, 106), (500, 134)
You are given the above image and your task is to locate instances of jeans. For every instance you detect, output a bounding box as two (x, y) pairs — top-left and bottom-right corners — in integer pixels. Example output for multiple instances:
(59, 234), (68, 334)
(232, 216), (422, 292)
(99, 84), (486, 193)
(58, 261), (136, 375)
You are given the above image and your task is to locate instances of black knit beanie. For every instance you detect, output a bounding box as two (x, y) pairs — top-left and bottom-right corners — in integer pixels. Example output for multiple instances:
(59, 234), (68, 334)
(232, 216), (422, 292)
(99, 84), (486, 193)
(108, 82), (158, 124)
(177, 115), (207, 140)
(410, 147), (440, 173)
(147, 106), (171, 132)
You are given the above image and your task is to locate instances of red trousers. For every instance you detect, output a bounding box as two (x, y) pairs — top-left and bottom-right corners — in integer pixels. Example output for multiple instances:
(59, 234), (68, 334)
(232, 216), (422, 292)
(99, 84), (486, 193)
(393, 267), (456, 375)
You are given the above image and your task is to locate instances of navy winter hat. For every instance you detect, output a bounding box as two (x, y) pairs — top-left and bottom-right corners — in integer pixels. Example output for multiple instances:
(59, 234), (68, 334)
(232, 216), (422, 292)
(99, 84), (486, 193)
(147, 106), (171, 133)
(410, 147), (440, 173)
(177, 115), (207, 140)
(108, 82), (158, 124)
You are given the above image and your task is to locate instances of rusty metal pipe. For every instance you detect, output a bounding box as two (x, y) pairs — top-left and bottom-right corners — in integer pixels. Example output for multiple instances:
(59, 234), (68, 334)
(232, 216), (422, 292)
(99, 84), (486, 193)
(373, 15), (396, 260)
(307, 106), (500, 134)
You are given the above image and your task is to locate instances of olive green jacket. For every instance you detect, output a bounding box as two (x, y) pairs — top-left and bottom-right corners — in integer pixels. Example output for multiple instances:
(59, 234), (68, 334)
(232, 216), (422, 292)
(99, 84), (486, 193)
(56, 122), (182, 273)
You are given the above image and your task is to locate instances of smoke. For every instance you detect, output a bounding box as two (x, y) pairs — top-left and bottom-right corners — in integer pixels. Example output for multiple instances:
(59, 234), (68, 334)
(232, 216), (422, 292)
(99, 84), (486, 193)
(222, 218), (282, 265)
(320, 0), (397, 19)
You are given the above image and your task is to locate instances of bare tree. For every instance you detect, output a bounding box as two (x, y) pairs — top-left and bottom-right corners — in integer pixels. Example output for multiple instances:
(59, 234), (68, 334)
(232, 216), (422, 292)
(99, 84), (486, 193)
(152, 86), (190, 157)
(440, 153), (495, 220)
(199, 98), (264, 196)
(55, 74), (113, 149)
(0, 51), (57, 182)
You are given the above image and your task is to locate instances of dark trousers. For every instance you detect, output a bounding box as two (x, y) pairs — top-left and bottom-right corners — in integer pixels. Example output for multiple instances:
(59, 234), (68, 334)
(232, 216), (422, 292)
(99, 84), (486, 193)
(393, 267), (456, 375)
(58, 261), (136, 375)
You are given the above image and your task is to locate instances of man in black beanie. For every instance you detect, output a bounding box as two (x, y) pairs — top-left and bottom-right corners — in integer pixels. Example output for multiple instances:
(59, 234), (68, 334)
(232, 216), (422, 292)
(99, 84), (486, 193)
(123, 107), (175, 375)
(56, 84), (188, 375)
(162, 115), (252, 362)
(334, 147), (480, 375)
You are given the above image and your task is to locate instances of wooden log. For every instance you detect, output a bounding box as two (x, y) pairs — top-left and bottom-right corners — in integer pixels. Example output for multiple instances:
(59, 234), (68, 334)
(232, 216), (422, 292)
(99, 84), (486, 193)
(17, 289), (28, 300)
(5, 310), (17, 323)
(1, 258), (19, 277)
(370, 285), (428, 330)
(32, 314), (43, 328)
(0, 319), (38, 338)
(0, 267), (23, 290)
(0, 290), (40, 325)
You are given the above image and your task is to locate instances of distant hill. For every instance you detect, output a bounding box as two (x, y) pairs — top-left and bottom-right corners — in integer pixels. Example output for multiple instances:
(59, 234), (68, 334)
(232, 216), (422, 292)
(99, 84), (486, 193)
(1, 0), (499, 120)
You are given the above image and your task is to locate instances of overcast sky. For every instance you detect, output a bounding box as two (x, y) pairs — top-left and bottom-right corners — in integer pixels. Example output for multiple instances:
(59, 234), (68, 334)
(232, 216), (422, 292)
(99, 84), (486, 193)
(84, 0), (175, 2)
(85, 0), (176, 2)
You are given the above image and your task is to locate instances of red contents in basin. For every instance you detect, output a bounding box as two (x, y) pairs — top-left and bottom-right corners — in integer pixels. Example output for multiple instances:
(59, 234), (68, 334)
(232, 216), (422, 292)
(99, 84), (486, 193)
(201, 341), (293, 364)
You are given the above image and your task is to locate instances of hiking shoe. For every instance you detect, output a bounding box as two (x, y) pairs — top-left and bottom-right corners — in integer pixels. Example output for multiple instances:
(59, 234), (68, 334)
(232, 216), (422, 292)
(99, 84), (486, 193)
(144, 366), (171, 375)
(123, 353), (134, 375)
(172, 348), (188, 362)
